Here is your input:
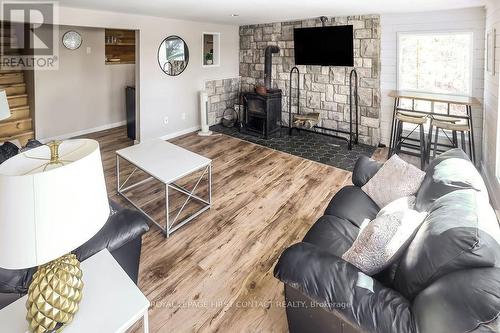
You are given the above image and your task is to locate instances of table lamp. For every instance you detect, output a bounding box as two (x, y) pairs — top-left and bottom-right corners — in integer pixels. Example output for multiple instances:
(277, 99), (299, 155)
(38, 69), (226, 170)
(0, 139), (110, 333)
(0, 90), (11, 121)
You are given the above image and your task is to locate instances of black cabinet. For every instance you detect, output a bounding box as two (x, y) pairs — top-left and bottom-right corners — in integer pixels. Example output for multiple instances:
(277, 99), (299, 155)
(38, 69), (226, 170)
(126, 86), (136, 140)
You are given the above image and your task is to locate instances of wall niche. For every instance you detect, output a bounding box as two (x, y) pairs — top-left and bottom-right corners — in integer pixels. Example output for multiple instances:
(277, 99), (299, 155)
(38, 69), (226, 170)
(202, 32), (220, 67)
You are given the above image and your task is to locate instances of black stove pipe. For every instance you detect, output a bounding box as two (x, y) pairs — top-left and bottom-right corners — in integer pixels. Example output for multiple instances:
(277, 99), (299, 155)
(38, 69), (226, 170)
(264, 45), (280, 91)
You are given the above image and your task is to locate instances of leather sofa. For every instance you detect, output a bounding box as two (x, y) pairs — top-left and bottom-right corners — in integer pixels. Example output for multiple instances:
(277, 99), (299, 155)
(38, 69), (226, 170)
(0, 200), (149, 310)
(274, 149), (500, 333)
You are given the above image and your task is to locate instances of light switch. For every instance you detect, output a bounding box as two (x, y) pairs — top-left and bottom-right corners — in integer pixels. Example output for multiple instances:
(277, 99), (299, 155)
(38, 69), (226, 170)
(86, 47), (91, 54)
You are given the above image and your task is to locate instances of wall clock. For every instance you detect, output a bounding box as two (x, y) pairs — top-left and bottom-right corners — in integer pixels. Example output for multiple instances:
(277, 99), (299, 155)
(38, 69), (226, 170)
(62, 31), (82, 50)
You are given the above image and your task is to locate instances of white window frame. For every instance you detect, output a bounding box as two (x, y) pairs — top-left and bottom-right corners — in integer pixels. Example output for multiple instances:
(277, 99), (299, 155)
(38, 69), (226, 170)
(497, 74), (500, 181)
(397, 31), (475, 97)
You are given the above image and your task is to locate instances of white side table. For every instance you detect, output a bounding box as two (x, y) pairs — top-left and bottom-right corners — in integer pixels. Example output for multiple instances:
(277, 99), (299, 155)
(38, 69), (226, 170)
(0, 249), (150, 333)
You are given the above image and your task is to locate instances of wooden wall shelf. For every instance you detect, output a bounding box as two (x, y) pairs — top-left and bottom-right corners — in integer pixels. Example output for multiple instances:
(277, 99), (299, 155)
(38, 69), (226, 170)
(105, 43), (135, 46)
(105, 29), (136, 65)
(105, 61), (135, 65)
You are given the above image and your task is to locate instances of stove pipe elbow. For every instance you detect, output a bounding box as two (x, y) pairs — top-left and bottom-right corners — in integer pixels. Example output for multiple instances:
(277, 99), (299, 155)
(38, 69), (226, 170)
(264, 45), (280, 90)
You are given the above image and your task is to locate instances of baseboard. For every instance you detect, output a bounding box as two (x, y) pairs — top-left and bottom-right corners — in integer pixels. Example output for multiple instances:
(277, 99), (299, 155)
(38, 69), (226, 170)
(159, 126), (201, 141)
(480, 161), (500, 210)
(38, 121), (127, 143)
(40, 123), (201, 144)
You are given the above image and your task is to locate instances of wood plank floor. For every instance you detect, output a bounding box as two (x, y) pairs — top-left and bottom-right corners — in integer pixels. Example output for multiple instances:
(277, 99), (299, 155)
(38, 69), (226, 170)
(81, 127), (355, 333)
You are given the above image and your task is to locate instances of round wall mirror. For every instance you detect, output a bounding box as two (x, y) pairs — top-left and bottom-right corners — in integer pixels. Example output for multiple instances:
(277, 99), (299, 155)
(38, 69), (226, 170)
(158, 36), (189, 76)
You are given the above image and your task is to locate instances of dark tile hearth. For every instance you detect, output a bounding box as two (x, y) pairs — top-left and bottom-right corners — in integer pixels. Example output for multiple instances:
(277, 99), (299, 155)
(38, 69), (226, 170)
(211, 124), (376, 171)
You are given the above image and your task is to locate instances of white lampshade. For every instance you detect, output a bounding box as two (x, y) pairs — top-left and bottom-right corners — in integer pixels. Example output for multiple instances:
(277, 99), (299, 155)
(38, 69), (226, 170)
(0, 90), (10, 121)
(0, 139), (110, 269)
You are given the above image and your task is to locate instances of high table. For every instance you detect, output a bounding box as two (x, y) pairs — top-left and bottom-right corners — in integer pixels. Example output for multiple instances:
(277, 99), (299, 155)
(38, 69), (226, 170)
(388, 90), (481, 164)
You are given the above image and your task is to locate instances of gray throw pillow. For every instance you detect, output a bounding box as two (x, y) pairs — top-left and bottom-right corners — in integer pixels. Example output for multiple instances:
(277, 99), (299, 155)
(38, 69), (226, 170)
(342, 196), (427, 276)
(362, 154), (425, 208)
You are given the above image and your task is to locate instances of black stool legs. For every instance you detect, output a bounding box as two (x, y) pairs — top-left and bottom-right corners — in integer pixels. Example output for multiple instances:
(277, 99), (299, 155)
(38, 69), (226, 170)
(419, 123), (425, 170)
(427, 120), (472, 162)
(392, 117), (427, 170)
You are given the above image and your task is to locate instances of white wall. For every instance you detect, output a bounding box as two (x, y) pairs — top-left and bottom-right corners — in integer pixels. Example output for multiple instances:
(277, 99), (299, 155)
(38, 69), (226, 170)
(35, 25), (135, 140)
(46, 6), (240, 142)
(483, 0), (500, 208)
(380, 8), (486, 159)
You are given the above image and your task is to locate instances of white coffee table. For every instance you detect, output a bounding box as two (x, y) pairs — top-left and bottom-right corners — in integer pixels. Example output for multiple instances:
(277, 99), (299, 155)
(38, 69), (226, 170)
(116, 139), (212, 237)
(0, 249), (150, 333)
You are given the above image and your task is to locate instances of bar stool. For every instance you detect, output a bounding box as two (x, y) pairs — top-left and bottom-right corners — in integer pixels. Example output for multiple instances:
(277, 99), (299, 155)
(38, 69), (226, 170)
(427, 116), (472, 161)
(390, 111), (428, 170)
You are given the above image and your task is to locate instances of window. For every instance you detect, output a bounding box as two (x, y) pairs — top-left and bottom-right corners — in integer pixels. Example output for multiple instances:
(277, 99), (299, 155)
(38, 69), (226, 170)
(398, 32), (473, 96)
(497, 76), (500, 180)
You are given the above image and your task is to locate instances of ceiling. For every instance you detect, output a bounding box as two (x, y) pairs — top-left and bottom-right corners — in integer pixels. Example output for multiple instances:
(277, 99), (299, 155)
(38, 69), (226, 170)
(59, 0), (485, 25)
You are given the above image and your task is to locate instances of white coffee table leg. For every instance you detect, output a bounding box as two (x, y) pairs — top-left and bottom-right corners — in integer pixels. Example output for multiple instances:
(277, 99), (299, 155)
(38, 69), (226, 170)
(143, 311), (149, 333)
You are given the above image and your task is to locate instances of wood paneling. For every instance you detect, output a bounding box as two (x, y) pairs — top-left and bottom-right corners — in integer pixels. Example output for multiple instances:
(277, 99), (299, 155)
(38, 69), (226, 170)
(0, 83), (26, 95)
(0, 75), (32, 145)
(0, 24), (33, 145)
(2, 106), (29, 122)
(82, 127), (356, 333)
(0, 72), (23, 85)
(0, 118), (32, 137)
(7, 93), (27, 108)
(105, 29), (136, 65)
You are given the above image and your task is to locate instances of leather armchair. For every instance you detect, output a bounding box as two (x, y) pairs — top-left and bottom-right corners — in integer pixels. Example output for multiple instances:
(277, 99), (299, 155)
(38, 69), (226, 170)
(0, 200), (149, 310)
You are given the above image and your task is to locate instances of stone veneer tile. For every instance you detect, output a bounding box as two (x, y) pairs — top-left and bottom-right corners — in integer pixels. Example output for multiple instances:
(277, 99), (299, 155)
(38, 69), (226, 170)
(205, 77), (241, 126)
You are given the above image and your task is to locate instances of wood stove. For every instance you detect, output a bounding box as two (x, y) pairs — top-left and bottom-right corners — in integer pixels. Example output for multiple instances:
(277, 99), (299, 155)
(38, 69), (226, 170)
(243, 89), (282, 138)
(243, 45), (282, 139)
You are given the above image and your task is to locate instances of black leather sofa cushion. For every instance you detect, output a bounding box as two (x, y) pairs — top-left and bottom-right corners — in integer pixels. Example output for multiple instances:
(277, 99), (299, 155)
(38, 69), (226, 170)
(413, 267), (500, 333)
(324, 186), (379, 227)
(0, 140), (43, 165)
(303, 215), (359, 257)
(416, 148), (488, 211)
(0, 141), (19, 164)
(0, 267), (35, 294)
(110, 235), (143, 284)
(274, 242), (415, 333)
(352, 156), (383, 187)
(0, 203), (149, 294)
(75, 205), (149, 262)
(393, 189), (500, 300)
(284, 285), (362, 333)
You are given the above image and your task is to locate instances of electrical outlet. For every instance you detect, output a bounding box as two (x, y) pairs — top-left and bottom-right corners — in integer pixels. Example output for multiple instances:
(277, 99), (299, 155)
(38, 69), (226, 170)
(163, 116), (169, 124)
(181, 113), (186, 120)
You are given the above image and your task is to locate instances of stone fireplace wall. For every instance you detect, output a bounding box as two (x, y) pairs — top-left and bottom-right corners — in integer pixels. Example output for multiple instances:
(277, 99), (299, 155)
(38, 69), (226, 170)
(239, 15), (381, 145)
(204, 77), (240, 126)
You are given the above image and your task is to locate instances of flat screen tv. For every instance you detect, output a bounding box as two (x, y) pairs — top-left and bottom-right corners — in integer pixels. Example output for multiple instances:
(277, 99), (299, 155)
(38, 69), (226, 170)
(294, 25), (354, 66)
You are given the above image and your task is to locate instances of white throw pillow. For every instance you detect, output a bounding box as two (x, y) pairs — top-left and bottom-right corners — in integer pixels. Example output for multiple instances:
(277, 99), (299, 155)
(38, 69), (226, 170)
(362, 154), (425, 208)
(377, 195), (416, 217)
(342, 197), (427, 276)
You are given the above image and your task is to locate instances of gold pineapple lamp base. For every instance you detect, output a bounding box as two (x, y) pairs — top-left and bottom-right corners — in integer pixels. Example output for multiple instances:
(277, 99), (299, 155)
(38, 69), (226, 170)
(26, 253), (84, 333)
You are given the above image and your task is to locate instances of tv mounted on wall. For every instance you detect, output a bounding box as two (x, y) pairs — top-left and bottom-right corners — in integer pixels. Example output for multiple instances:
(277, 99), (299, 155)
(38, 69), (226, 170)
(294, 25), (354, 66)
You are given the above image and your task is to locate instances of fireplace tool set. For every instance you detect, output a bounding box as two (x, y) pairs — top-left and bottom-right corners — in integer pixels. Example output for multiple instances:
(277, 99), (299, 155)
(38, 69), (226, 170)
(288, 67), (359, 150)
